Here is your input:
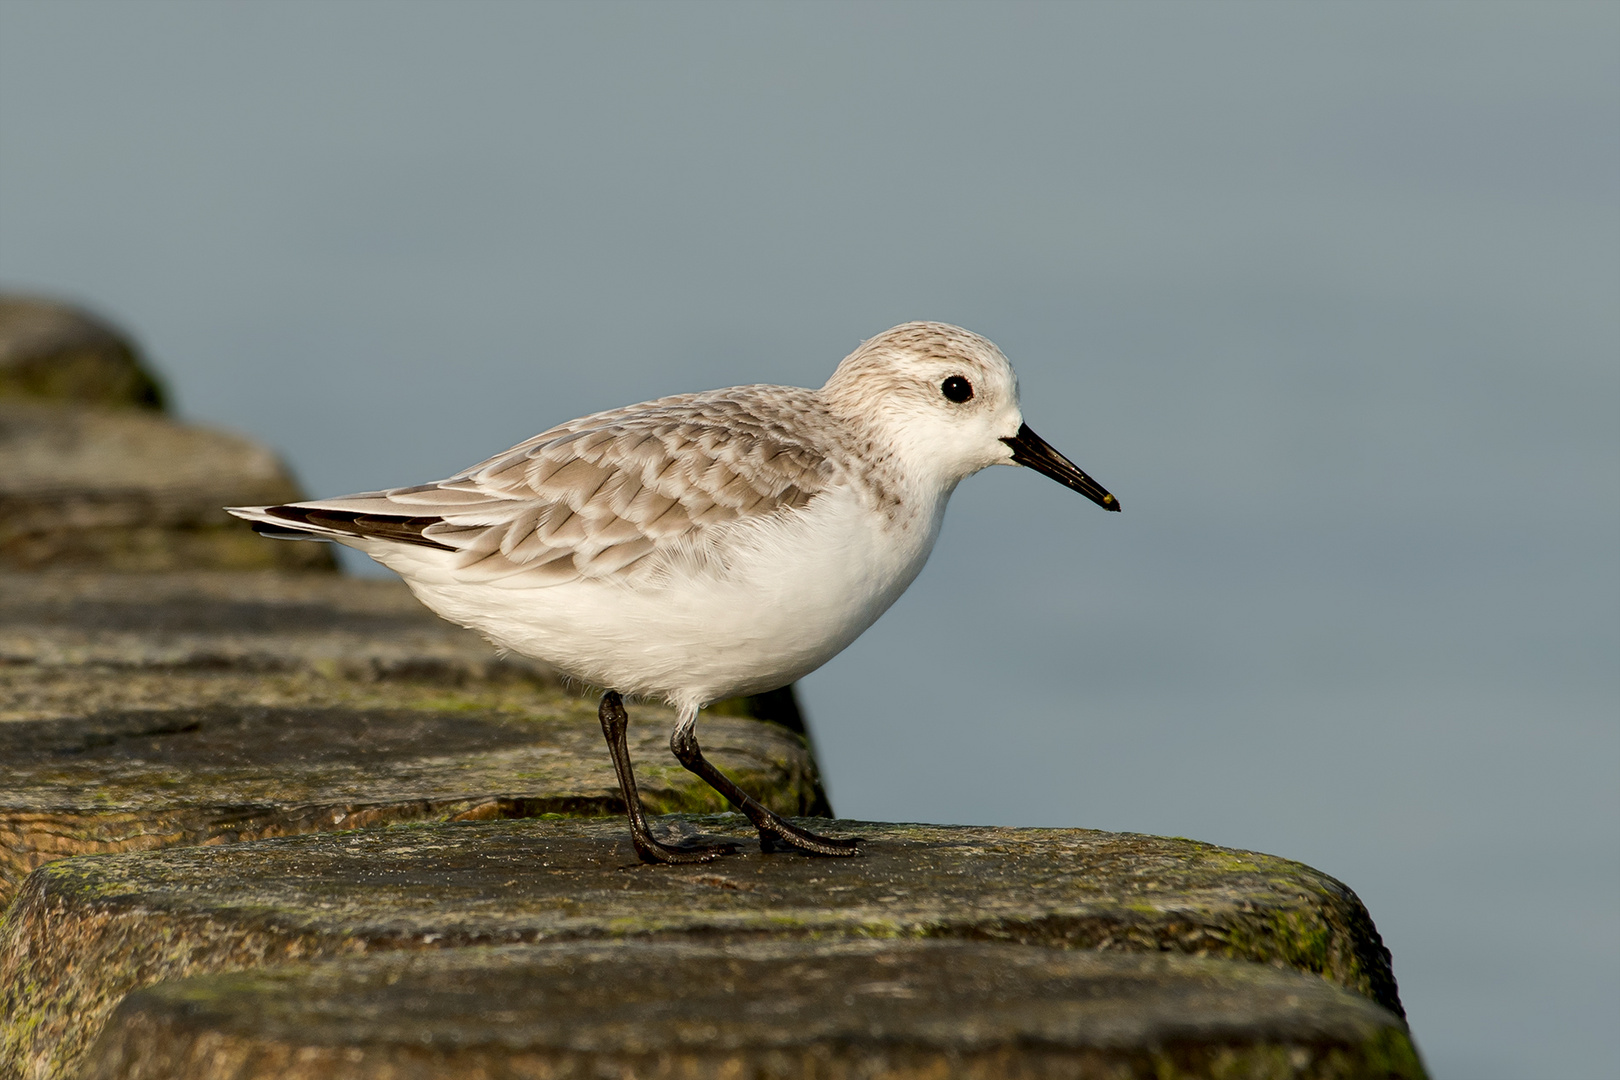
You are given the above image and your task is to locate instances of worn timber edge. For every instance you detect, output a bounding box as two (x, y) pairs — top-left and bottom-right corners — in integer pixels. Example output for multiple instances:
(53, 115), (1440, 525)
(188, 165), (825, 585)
(80, 941), (1426, 1080)
(0, 817), (1404, 1079)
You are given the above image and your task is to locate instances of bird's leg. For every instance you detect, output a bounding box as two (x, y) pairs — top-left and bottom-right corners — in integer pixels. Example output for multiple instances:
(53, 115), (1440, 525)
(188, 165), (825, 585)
(598, 691), (737, 864)
(670, 706), (858, 856)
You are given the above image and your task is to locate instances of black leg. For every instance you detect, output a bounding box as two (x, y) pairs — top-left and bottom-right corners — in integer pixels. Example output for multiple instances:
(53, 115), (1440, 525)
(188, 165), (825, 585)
(598, 692), (737, 864)
(670, 718), (858, 857)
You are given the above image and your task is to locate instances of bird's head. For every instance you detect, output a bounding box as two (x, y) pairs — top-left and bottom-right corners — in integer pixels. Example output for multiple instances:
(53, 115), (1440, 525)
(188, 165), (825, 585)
(822, 321), (1119, 511)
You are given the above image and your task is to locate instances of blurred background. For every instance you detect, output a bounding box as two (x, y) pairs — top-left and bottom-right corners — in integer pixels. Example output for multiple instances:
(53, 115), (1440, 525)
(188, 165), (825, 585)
(1, 2), (1614, 1075)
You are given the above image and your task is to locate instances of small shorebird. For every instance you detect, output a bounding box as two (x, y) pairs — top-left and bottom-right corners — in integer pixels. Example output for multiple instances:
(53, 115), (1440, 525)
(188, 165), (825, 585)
(231, 322), (1119, 863)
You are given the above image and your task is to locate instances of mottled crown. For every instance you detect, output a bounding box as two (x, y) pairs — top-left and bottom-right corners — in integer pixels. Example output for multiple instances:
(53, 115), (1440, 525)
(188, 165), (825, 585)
(821, 322), (1013, 411)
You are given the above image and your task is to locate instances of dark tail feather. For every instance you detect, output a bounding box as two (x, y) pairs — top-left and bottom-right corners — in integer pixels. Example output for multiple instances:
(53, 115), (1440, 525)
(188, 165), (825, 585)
(261, 505), (456, 551)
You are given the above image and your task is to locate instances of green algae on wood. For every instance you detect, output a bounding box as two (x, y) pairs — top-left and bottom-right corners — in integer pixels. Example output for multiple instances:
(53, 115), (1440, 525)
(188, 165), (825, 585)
(0, 702), (826, 906)
(0, 818), (1406, 1079)
(80, 940), (1426, 1080)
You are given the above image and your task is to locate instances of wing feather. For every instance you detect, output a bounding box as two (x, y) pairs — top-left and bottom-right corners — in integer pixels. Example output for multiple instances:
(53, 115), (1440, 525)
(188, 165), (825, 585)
(244, 388), (839, 586)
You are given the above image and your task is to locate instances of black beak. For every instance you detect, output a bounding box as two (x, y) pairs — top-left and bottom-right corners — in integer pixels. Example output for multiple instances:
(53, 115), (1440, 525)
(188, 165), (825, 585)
(1001, 423), (1120, 511)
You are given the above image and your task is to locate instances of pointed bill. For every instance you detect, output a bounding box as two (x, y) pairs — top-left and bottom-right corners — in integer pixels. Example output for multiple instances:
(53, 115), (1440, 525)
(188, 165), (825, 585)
(1001, 423), (1120, 511)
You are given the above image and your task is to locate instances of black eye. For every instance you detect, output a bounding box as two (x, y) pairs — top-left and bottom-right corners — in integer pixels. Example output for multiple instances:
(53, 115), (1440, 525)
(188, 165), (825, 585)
(941, 376), (973, 403)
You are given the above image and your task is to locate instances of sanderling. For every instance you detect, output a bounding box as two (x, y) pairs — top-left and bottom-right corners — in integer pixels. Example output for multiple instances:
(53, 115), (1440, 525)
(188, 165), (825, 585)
(230, 322), (1118, 863)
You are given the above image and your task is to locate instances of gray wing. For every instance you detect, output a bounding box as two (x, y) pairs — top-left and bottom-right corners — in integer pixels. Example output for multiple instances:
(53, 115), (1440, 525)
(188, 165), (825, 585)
(254, 388), (834, 585)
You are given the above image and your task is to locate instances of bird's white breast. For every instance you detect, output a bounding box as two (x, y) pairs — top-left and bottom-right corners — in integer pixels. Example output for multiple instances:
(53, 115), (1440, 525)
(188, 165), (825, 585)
(378, 482), (948, 709)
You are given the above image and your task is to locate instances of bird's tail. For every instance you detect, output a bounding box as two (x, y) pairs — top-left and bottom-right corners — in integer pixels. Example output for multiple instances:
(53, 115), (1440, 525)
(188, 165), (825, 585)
(227, 501), (454, 551)
(227, 505), (346, 543)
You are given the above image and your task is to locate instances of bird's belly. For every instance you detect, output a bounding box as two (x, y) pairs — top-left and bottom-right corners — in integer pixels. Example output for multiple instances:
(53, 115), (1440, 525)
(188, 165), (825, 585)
(398, 490), (939, 708)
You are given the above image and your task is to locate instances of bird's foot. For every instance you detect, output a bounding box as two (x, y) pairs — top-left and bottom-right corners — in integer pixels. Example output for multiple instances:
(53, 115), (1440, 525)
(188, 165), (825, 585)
(757, 818), (860, 857)
(632, 834), (740, 865)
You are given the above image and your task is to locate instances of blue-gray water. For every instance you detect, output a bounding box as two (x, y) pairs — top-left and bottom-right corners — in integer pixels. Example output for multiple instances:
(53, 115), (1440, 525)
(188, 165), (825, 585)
(2, 3), (1615, 1075)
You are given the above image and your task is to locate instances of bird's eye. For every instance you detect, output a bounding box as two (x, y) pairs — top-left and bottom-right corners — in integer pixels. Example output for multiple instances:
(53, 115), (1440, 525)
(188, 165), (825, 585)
(941, 376), (973, 403)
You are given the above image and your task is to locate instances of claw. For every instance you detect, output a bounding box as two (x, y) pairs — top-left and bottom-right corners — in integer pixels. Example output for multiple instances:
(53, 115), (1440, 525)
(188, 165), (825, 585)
(633, 837), (739, 865)
(757, 822), (860, 857)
